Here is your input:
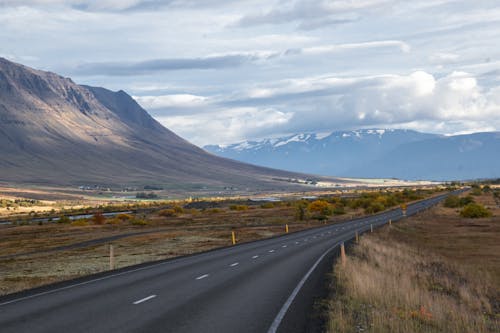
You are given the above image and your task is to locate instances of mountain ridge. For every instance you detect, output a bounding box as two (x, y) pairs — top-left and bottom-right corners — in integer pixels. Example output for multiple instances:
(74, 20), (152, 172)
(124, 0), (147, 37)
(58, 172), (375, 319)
(205, 129), (500, 180)
(0, 57), (325, 189)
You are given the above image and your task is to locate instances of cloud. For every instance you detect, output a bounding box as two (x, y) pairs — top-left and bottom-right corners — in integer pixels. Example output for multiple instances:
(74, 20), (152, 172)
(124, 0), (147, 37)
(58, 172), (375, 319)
(134, 94), (209, 109)
(155, 107), (293, 145)
(297, 40), (411, 55)
(72, 54), (261, 76)
(69, 39), (409, 76)
(0, 0), (237, 12)
(179, 70), (500, 144)
(235, 0), (393, 29)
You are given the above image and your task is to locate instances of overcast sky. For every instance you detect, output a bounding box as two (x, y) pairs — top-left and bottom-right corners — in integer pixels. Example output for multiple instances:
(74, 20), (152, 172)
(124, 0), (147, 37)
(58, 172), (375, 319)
(1, 0), (500, 145)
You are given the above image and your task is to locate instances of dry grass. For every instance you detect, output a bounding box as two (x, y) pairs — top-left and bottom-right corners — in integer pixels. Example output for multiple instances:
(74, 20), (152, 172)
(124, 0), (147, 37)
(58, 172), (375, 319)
(0, 187), (445, 296)
(327, 192), (500, 333)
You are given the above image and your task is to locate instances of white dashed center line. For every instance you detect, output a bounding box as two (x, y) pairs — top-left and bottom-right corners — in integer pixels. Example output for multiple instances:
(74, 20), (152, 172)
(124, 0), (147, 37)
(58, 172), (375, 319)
(282, 245), (287, 248)
(252, 255), (259, 259)
(269, 249), (275, 253)
(196, 274), (209, 280)
(133, 295), (156, 305)
(230, 262), (239, 267)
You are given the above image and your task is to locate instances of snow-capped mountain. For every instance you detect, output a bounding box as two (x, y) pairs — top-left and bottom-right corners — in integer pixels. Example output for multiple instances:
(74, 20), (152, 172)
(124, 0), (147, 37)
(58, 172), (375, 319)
(205, 129), (500, 180)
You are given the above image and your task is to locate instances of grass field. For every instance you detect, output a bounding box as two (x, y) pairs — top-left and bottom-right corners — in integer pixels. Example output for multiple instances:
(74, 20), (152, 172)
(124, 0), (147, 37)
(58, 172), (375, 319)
(326, 191), (500, 332)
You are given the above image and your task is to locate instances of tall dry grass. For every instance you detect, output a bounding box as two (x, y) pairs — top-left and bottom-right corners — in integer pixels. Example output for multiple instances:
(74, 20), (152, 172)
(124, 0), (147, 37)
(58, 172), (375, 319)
(327, 235), (499, 333)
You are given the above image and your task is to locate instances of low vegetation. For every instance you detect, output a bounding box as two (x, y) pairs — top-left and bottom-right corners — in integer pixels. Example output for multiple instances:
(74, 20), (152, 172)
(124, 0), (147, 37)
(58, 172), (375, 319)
(326, 191), (499, 333)
(460, 203), (492, 218)
(0, 187), (445, 296)
(327, 236), (498, 333)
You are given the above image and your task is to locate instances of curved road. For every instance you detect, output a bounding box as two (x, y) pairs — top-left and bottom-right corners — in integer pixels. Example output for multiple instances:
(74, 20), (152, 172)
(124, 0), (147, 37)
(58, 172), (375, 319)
(0, 191), (460, 333)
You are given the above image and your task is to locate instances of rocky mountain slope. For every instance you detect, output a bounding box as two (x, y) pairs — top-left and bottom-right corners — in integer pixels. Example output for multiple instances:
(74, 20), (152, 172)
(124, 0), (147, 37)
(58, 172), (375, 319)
(0, 57), (322, 189)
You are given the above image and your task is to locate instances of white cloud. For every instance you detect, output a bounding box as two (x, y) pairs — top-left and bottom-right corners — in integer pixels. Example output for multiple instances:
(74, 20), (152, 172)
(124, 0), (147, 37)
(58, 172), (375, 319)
(299, 40), (411, 55)
(156, 107), (293, 145)
(134, 94), (209, 109)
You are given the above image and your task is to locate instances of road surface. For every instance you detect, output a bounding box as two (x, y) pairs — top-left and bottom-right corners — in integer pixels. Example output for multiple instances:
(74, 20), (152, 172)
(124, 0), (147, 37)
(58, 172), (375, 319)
(0, 192), (459, 333)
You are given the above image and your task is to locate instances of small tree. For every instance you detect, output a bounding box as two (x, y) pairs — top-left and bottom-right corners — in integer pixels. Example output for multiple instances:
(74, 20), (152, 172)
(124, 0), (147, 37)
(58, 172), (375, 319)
(308, 200), (332, 220)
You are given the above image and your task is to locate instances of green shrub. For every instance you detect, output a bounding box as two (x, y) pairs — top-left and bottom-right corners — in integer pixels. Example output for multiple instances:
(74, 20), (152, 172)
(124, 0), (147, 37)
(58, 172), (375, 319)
(260, 202), (275, 209)
(295, 204), (307, 221)
(116, 213), (132, 221)
(332, 205), (346, 215)
(364, 202), (385, 214)
(57, 215), (71, 224)
(71, 219), (88, 226)
(230, 205), (248, 211)
(206, 208), (223, 214)
(471, 188), (483, 196)
(443, 195), (461, 208)
(131, 218), (148, 225)
(459, 196), (475, 206)
(460, 203), (492, 218)
(172, 205), (184, 214)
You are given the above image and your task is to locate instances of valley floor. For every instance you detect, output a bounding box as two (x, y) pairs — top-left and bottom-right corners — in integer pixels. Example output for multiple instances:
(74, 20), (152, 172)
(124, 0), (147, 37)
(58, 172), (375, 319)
(326, 192), (500, 332)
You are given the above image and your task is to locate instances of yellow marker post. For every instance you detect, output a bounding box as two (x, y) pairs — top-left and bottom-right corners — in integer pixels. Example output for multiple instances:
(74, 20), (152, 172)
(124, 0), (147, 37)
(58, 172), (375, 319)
(401, 204), (407, 217)
(285, 224), (289, 233)
(355, 230), (359, 243)
(231, 231), (236, 245)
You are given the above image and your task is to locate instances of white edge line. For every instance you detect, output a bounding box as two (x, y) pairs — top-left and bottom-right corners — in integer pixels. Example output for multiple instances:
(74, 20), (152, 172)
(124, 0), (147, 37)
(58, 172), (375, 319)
(196, 274), (209, 280)
(133, 294), (156, 305)
(230, 262), (239, 267)
(267, 241), (340, 333)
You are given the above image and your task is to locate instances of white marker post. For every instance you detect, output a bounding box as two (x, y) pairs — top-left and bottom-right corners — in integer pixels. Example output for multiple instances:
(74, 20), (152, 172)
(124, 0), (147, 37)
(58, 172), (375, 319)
(109, 244), (114, 270)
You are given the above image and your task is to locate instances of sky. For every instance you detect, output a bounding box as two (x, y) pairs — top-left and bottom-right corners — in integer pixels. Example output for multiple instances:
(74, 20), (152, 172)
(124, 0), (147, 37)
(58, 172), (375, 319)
(1, 0), (500, 146)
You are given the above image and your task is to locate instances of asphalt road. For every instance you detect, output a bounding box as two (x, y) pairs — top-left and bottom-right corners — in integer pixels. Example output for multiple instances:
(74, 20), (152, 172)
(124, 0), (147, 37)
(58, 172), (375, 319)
(0, 191), (461, 333)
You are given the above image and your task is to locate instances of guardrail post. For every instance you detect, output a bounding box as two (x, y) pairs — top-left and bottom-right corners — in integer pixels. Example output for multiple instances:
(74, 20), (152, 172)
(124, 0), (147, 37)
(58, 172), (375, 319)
(109, 244), (114, 270)
(231, 231), (236, 245)
(340, 242), (346, 267)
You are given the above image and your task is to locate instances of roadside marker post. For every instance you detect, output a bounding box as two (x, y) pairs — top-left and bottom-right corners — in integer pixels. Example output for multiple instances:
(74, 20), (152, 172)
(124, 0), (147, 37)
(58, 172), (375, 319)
(389, 219), (392, 226)
(231, 231), (236, 245)
(109, 244), (114, 270)
(370, 224), (373, 233)
(285, 224), (289, 233)
(401, 204), (407, 217)
(340, 243), (346, 267)
(355, 230), (359, 243)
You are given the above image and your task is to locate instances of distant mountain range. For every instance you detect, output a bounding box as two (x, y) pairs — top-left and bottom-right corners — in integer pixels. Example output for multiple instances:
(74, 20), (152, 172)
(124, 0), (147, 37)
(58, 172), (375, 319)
(205, 129), (500, 180)
(0, 57), (327, 190)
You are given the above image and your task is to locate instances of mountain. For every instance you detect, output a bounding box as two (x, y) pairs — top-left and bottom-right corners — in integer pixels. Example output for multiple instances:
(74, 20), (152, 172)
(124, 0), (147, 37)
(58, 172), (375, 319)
(0, 57), (325, 189)
(205, 129), (500, 181)
(205, 129), (439, 176)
